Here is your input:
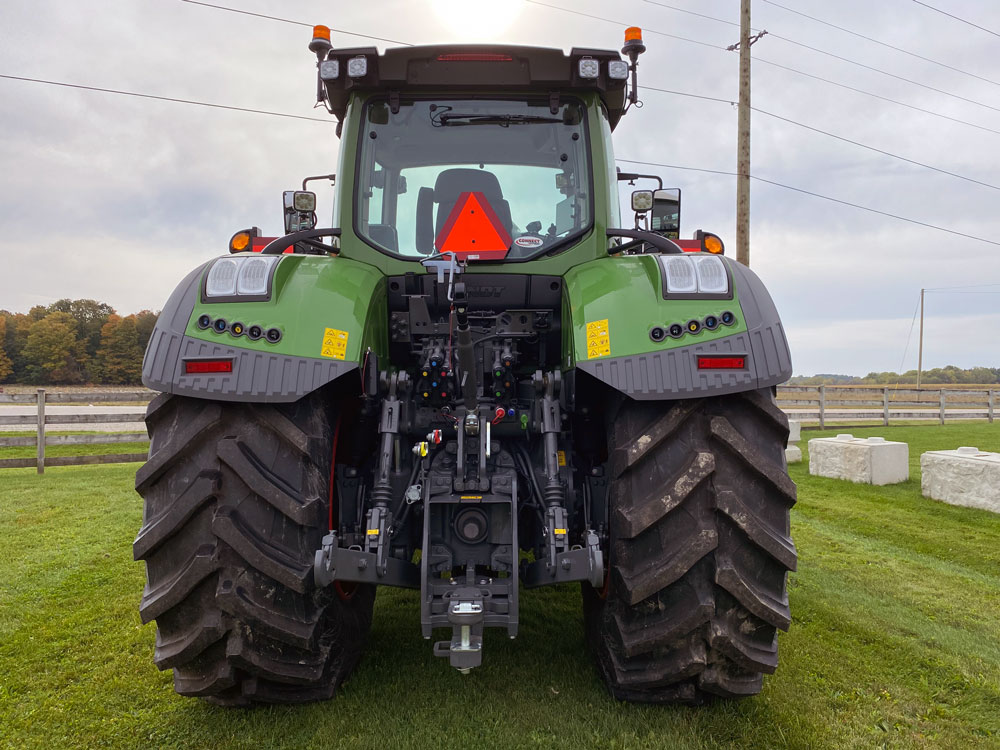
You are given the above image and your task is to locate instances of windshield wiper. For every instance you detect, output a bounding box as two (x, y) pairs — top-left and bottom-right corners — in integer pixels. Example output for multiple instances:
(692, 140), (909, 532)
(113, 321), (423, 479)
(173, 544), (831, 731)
(435, 113), (564, 127)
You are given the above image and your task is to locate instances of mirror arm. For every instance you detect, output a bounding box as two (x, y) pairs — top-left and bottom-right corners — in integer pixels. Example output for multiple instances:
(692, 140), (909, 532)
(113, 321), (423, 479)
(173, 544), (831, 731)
(606, 228), (682, 254)
(262, 228), (342, 255)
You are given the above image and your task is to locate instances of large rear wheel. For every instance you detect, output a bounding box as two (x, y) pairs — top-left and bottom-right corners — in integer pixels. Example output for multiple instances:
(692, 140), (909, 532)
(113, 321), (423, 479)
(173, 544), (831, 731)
(583, 388), (796, 703)
(134, 392), (374, 705)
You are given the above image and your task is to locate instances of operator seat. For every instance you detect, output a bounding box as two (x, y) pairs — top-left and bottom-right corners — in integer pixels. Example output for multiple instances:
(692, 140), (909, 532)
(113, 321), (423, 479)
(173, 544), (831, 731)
(415, 168), (513, 253)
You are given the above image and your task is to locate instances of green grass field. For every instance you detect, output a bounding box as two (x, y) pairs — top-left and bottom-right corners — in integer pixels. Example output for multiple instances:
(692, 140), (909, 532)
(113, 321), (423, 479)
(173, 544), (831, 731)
(1, 423), (998, 749)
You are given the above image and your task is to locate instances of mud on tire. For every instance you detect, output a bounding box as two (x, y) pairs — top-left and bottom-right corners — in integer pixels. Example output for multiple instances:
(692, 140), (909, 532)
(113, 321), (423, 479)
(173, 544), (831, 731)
(134, 392), (374, 705)
(583, 388), (797, 703)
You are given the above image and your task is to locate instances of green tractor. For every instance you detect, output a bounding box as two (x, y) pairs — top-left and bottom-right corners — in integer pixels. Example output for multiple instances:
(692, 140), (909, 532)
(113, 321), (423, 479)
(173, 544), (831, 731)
(134, 25), (795, 706)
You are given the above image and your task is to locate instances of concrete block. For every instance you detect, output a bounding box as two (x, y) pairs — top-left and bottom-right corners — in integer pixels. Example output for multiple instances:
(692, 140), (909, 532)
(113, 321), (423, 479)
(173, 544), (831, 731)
(785, 445), (802, 464)
(921, 447), (1000, 513)
(787, 420), (802, 444)
(808, 433), (909, 486)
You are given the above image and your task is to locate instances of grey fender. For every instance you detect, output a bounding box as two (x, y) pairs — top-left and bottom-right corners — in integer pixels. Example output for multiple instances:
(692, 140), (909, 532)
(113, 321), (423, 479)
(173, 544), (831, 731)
(575, 257), (792, 400)
(141, 262), (356, 402)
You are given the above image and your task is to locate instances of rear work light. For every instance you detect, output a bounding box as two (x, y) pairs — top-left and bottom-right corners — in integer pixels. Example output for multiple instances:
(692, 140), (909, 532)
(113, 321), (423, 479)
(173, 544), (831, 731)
(608, 60), (629, 80)
(697, 356), (746, 370)
(184, 359), (233, 374)
(347, 56), (368, 77)
(436, 53), (513, 62)
(578, 58), (600, 79)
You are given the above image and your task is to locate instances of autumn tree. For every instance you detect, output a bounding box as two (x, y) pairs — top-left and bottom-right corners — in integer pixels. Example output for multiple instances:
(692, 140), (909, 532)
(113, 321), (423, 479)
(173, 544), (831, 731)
(95, 314), (144, 384)
(20, 312), (87, 384)
(0, 316), (13, 382)
(48, 299), (114, 378)
(133, 309), (159, 354)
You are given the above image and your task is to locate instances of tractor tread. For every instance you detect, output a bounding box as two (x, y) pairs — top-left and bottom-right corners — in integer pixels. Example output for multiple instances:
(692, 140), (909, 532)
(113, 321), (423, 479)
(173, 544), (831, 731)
(217, 437), (322, 526)
(613, 451), (714, 539)
(584, 389), (796, 704)
(133, 471), (220, 561)
(135, 393), (374, 705)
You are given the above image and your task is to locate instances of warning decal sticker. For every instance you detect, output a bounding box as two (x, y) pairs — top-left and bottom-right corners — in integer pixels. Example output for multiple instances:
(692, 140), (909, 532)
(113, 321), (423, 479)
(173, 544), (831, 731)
(586, 319), (611, 359)
(320, 327), (349, 360)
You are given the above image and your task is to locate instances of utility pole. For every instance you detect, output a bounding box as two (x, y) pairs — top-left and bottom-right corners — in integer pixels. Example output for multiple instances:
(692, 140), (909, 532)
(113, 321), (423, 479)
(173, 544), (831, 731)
(917, 288), (925, 389)
(736, 0), (752, 267)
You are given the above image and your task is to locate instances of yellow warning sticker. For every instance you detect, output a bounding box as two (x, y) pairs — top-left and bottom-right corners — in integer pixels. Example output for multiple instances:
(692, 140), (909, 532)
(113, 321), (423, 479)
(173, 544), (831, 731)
(320, 327), (349, 360)
(554, 528), (567, 535)
(586, 319), (611, 359)
(460, 495), (483, 501)
(366, 528), (379, 535)
(556, 450), (566, 467)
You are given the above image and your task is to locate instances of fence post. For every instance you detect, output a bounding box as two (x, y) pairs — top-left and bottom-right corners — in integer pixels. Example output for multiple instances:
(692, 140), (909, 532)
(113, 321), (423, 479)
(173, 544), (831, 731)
(883, 386), (889, 426)
(939, 389), (946, 425)
(990, 390), (995, 424)
(36, 388), (45, 475)
(819, 385), (826, 429)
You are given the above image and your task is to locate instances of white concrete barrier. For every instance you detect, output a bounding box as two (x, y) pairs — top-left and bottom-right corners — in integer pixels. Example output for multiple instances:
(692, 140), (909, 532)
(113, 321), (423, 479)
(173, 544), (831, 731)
(921, 447), (1000, 513)
(788, 420), (801, 444)
(808, 434), (909, 485)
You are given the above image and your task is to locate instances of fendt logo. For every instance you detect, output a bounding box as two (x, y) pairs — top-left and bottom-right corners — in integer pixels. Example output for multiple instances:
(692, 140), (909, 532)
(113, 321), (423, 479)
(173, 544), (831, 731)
(465, 285), (505, 298)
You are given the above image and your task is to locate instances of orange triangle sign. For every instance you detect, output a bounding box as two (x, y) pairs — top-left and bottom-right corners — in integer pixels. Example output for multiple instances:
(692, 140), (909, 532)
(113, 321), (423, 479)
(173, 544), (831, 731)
(435, 191), (512, 260)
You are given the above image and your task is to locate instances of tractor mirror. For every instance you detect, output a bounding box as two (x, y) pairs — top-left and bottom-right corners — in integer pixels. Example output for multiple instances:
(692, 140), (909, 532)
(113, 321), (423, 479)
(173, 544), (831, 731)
(631, 190), (653, 212)
(651, 188), (681, 239)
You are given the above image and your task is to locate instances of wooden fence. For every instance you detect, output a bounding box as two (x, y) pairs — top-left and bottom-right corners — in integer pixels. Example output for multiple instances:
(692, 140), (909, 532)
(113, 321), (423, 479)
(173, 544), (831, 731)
(0, 389), (152, 473)
(776, 385), (997, 428)
(0, 385), (997, 472)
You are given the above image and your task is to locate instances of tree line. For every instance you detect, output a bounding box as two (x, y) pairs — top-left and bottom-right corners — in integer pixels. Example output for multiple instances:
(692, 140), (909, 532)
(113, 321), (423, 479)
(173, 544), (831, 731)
(0, 300), (159, 386)
(788, 366), (1000, 386)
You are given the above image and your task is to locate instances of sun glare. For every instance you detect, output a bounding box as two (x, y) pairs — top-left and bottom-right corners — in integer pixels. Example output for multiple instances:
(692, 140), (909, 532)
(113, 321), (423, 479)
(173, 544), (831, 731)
(430, 0), (526, 41)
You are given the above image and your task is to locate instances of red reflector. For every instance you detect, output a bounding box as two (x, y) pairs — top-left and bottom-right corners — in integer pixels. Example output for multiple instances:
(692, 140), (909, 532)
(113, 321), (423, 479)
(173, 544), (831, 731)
(185, 359), (233, 374)
(697, 356), (746, 370)
(436, 53), (513, 62)
(435, 191), (512, 261)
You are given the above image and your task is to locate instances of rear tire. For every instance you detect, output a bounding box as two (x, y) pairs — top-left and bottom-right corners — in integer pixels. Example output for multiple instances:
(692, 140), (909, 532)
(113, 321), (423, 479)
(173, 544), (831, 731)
(134, 392), (374, 705)
(583, 388), (796, 703)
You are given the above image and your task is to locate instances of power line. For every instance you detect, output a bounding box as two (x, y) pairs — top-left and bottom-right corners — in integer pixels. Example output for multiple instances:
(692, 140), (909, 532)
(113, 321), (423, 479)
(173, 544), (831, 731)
(641, 0), (1000, 111)
(616, 156), (1000, 247)
(760, 34), (1000, 114)
(640, 86), (1000, 192)
(522, 0), (723, 51)
(925, 282), (1000, 291)
(640, 84), (734, 105)
(753, 58), (1000, 137)
(911, 1), (1000, 39)
(178, 0), (413, 46)
(750, 175), (1000, 246)
(0, 73), (332, 123)
(898, 293), (922, 374)
(641, 1), (739, 29)
(751, 106), (1000, 191)
(760, 0), (1000, 88)
(617, 158), (737, 177)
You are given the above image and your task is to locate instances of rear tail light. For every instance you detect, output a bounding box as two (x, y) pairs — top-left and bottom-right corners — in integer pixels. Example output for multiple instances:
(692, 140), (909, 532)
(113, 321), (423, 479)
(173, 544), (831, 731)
(697, 356), (746, 370)
(184, 359), (234, 374)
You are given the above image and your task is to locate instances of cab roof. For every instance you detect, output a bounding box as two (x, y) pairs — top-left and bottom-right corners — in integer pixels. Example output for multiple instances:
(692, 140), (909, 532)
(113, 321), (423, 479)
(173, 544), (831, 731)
(320, 44), (628, 129)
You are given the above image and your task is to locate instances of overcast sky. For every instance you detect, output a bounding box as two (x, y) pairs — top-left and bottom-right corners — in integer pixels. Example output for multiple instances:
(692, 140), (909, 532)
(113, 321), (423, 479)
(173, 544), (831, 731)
(1, 0), (998, 376)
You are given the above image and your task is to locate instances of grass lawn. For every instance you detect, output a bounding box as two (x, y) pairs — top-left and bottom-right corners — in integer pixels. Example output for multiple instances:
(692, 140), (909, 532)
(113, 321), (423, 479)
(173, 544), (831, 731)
(0, 423), (998, 749)
(0, 432), (148, 462)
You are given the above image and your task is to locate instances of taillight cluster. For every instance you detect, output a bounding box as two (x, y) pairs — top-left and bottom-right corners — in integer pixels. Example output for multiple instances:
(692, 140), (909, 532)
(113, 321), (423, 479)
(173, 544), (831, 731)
(648, 310), (736, 342)
(197, 314), (282, 343)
